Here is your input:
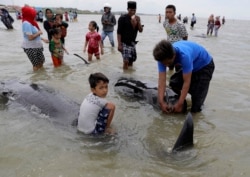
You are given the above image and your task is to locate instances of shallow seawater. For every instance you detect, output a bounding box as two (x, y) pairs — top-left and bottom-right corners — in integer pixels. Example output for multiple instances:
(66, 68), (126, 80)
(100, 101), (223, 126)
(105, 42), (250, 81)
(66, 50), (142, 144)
(0, 14), (250, 177)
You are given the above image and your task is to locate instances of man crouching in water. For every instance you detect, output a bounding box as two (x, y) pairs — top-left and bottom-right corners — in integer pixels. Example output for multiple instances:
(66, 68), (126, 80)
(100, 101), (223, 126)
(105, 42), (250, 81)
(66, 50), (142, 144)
(153, 39), (215, 113)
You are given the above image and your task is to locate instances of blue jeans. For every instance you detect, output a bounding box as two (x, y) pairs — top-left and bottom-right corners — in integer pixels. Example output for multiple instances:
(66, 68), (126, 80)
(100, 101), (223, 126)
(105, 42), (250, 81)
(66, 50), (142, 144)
(101, 31), (114, 47)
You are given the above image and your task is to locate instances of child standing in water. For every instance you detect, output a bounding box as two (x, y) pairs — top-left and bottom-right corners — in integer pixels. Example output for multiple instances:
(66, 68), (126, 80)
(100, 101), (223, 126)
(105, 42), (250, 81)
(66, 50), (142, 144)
(53, 13), (68, 44)
(83, 21), (103, 61)
(49, 28), (69, 67)
(214, 16), (221, 37)
(77, 72), (115, 135)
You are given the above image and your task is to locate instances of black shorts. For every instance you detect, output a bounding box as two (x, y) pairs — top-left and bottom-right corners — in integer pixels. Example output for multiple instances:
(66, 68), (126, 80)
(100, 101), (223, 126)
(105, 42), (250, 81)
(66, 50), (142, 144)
(24, 48), (45, 67)
(169, 60), (215, 112)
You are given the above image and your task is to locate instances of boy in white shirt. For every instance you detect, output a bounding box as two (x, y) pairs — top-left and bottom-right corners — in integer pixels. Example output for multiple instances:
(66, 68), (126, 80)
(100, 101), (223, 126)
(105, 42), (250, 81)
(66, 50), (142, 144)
(77, 73), (115, 135)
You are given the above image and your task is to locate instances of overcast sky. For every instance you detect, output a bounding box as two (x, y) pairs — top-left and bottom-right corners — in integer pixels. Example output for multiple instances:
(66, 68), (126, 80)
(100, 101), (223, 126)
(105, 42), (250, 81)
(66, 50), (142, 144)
(2, 0), (249, 20)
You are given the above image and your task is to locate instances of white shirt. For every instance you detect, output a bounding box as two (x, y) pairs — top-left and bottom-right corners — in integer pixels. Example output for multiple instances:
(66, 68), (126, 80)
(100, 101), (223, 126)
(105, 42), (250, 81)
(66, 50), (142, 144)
(191, 16), (196, 22)
(77, 93), (108, 134)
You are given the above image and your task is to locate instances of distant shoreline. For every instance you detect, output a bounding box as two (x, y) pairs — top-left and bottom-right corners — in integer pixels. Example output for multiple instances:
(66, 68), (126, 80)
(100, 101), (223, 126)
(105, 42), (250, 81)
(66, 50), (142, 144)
(1, 4), (248, 20)
(1, 4), (152, 16)
(0, 4), (147, 15)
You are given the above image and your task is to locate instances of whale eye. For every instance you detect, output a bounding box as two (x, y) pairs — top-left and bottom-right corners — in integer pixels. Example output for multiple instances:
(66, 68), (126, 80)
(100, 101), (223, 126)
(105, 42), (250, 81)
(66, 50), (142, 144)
(30, 83), (39, 90)
(2, 92), (8, 96)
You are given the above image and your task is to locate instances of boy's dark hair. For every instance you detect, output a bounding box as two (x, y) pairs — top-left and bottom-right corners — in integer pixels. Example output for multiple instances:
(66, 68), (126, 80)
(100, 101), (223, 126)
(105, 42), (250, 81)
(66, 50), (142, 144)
(89, 72), (109, 88)
(166, 4), (176, 13)
(49, 27), (61, 36)
(55, 13), (63, 20)
(153, 39), (175, 62)
(90, 20), (99, 32)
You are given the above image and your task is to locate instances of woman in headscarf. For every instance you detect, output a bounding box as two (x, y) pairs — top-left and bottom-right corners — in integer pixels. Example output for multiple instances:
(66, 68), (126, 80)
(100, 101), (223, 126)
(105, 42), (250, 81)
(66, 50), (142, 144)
(21, 5), (47, 71)
(43, 8), (55, 41)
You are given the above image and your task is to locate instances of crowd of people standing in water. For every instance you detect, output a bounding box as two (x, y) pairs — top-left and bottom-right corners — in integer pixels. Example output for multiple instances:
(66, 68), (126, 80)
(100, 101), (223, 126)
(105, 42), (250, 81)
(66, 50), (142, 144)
(0, 1), (223, 134)
(207, 14), (224, 36)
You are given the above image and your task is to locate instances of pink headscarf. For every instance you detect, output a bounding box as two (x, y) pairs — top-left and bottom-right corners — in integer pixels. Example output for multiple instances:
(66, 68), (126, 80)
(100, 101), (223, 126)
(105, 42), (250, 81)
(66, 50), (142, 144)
(21, 6), (40, 30)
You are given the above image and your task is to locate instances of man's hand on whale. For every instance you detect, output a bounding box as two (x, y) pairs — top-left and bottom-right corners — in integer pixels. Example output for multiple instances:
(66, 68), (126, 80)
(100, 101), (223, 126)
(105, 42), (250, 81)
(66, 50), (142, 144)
(160, 101), (174, 113)
(173, 101), (184, 113)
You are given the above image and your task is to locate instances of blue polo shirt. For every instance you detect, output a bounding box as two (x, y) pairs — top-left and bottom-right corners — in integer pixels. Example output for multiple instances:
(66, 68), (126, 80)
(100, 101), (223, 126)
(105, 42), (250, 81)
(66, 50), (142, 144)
(158, 41), (212, 73)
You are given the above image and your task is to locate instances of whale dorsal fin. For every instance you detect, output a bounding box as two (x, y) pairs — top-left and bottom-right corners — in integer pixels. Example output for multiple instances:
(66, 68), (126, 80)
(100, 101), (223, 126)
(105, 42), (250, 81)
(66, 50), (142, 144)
(172, 112), (194, 152)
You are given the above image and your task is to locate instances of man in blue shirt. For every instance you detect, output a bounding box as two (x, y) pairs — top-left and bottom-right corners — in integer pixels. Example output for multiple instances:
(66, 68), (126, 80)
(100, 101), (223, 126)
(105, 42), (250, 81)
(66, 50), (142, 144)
(153, 39), (215, 113)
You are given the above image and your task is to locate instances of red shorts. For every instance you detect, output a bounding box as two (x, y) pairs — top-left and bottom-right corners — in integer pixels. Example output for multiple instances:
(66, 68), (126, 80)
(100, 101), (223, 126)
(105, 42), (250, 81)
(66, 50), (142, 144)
(88, 46), (99, 56)
(51, 55), (63, 67)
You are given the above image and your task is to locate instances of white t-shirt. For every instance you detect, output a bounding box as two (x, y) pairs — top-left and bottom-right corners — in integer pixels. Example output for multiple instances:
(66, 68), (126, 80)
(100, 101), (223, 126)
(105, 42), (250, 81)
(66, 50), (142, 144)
(77, 93), (108, 134)
(191, 16), (196, 22)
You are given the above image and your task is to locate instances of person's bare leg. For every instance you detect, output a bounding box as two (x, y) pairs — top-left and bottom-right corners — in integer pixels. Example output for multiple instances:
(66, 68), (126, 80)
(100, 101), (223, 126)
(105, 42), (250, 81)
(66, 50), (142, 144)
(33, 66), (39, 71)
(105, 102), (116, 134)
(128, 60), (133, 67)
(33, 64), (43, 71)
(88, 53), (93, 61)
(123, 60), (129, 70)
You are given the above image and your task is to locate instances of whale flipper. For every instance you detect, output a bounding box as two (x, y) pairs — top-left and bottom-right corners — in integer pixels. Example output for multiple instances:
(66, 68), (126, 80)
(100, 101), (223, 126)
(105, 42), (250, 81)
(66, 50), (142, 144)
(172, 112), (194, 152)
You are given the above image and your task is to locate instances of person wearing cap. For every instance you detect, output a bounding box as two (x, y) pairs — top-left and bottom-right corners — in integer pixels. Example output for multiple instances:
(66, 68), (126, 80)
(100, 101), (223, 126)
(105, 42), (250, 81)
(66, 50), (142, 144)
(153, 39), (215, 113)
(101, 3), (116, 47)
(117, 1), (143, 70)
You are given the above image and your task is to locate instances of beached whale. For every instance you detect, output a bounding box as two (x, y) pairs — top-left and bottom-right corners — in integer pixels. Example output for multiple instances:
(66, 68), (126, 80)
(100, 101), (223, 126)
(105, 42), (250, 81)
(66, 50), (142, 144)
(114, 78), (193, 151)
(0, 80), (80, 126)
(114, 77), (187, 112)
(0, 80), (193, 151)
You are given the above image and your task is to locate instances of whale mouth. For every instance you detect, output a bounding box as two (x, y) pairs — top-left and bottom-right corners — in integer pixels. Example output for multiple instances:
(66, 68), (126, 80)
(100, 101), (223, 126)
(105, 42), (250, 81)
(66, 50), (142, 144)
(0, 93), (9, 105)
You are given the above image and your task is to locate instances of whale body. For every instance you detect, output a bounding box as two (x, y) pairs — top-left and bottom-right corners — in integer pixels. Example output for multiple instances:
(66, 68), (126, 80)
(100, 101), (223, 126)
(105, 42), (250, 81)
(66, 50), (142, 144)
(0, 80), (80, 126)
(1, 80), (193, 151)
(114, 77), (187, 112)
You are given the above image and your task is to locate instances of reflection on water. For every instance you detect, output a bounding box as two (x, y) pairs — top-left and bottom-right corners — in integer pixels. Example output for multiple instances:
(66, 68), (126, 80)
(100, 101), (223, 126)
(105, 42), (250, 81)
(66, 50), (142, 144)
(0, 14), (250, 177)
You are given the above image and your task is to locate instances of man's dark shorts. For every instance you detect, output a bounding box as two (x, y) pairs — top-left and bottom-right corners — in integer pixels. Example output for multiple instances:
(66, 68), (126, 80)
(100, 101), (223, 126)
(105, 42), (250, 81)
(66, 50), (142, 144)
(121, 42), (137, 64)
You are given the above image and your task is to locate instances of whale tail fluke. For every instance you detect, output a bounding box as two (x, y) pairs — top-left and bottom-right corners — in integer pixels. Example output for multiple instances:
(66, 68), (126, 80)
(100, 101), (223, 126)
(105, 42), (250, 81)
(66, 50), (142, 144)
(172, 112), (194, 152)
